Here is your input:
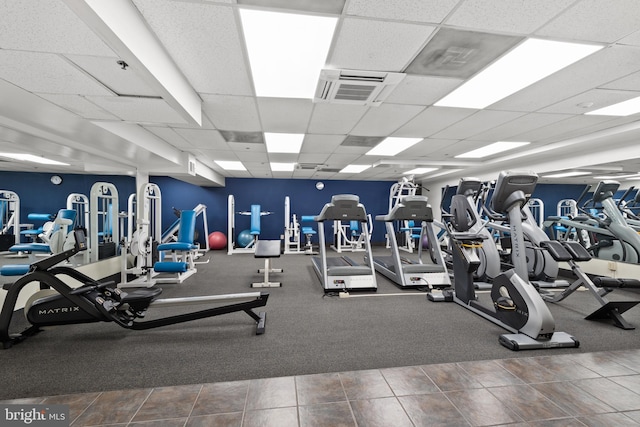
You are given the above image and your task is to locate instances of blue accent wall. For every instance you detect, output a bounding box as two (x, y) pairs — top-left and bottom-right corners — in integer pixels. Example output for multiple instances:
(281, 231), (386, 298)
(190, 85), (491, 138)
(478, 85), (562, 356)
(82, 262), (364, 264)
(0, 172), (135, 234)
(151, 177), (394, 244)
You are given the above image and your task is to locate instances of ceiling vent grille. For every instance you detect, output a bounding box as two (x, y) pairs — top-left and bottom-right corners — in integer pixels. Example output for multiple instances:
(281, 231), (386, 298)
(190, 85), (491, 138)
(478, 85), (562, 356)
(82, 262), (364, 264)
(314, 69), (405, 106)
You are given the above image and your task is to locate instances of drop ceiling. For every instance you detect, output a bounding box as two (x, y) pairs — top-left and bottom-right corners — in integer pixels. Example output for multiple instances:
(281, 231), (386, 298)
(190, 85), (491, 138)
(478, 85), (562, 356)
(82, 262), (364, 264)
(1, 0), (640, 187)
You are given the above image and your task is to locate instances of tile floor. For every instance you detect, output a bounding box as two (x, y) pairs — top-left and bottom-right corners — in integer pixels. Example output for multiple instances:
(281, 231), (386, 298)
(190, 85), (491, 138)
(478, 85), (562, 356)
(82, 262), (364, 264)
(4, 349), (640, 426)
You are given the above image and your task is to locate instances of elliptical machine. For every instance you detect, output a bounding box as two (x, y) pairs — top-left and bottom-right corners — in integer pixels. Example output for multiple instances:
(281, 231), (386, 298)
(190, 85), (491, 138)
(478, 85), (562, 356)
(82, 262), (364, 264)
(443, 171), (579, 351)
(0, 229), (268, 349)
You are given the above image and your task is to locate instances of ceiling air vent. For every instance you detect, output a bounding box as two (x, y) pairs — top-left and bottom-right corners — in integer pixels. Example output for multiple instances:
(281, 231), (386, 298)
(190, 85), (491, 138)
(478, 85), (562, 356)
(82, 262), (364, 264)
(314, 69), (405, 106)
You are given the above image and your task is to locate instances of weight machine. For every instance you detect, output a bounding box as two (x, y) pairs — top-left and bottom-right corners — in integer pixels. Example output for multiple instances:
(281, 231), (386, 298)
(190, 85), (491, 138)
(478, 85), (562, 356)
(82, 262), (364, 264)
(120, 183), (162, 288)
(227, 195), (272, 255)
(0, 190), (20, 249)
(161, 203), (210, 261)
(330, 215), (373, 253)
(89, 182), (119, 263)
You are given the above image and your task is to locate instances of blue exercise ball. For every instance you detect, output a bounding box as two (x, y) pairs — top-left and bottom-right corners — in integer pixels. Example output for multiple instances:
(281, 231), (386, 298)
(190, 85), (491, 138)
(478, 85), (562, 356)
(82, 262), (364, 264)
(237, 229), (254, 248)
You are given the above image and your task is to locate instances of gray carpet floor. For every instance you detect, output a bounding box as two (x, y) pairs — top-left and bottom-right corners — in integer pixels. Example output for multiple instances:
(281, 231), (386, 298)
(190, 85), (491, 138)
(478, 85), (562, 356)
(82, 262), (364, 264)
(1, 246), (639, 400)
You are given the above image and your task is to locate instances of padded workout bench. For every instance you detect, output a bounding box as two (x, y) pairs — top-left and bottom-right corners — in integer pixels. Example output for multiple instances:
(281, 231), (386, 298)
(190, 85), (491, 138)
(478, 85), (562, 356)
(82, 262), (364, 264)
(252, 240), (282, 288)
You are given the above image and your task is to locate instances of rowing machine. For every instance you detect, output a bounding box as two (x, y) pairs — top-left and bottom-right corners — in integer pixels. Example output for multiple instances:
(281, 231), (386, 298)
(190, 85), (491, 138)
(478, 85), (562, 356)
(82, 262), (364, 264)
(0, 229), (268, 349)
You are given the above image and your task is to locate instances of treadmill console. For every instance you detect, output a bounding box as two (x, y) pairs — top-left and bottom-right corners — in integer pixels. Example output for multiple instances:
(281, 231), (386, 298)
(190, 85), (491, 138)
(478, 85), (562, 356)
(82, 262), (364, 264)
(592, 180), (620, 203)
(491, 171), (538, 213)
(314, 194), (367, 221)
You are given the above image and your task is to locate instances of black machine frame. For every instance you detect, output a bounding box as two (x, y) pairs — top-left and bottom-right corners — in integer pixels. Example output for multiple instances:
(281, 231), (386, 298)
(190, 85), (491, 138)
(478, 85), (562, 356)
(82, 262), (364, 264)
(1, 229), (268, 349)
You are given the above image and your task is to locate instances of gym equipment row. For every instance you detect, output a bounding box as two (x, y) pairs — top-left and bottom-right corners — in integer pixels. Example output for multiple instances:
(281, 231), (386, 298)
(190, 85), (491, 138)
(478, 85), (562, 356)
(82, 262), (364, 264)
(438, 171), (580, 351)
(544, 180), (640, 263)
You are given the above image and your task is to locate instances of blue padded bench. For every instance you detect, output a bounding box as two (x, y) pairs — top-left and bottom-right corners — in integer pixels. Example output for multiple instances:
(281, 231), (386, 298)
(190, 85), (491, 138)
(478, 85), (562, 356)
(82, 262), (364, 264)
(0, 264), (30, 277)
(20, 213), (54, 239)
(153, 261), (188, 273)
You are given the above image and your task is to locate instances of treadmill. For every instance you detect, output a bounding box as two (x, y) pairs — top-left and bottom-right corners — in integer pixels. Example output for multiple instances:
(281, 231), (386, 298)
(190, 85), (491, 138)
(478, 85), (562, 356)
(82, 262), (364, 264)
(312, 195), (377, 292)
(366, 195), (451, 289)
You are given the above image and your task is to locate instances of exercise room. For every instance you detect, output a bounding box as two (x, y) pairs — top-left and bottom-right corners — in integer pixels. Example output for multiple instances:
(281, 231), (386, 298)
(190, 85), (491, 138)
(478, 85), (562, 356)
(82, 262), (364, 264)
(2, 1), (640, 426)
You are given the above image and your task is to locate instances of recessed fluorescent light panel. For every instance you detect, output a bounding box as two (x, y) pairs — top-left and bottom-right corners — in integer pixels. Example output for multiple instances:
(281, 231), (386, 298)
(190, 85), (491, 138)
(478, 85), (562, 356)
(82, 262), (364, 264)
(404, 167), (437, 175)
(586, 96), (640, 116)
(214, 160), (246, 171)
(435, 38), (602, 109)
(240, 9), (337, 99)
(265, 133), (304, 154)
(366, 137), (422, 156)
(455, 141), (529, 159)
(339, 164), (371, 174)
(542, 171), (591, 178)
(0, 153), (69, 166)
(270, 162), (296, 172)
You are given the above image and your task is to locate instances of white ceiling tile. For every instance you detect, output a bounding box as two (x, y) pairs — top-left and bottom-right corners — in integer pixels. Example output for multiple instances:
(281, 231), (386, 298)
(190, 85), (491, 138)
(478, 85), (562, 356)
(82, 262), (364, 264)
(334, 145), (368, 154)
(492, 45), (640, 112)
(237, 0), (345, 14)
(297, 153), (330, 164)
(539, 89), (640, 114)
(351, 104), (425, 136)
(144, 126), (191, 149)
(471, 113), (572, 141)
(307, 104), (369, 134)
(385, 75), (463, 106)
(300, 134), (345, 153)
(267, 153), (298, 163)
(37, 94), (118, 120)
(329, 18), (436, 71)
(235, 151), (269, 163)
(198, 149), (240, 162)
(394, 107), (476, 138)
(87, 96), (187, 124)
(0, 51), (112, 95)
(536, 0), (640, 43)
(445, 0), (574, 34)
(133, 0), (253, 95)
(0, 0), (114, 55)
(618, 29), (640, 46)
(173, 128), (230, 149)
(411, 138), (461, 157)
(227, 141), (266, 152)
(601, 70), (640, 91)
(429, 139), (490, 158)
(325, 153), (362, 166)
(513, 115), (616, 143)
(346, 0), (459, 23)
(257, 98), (314, 132)
(431, 110), (526, 140)
(65, 54), (158, 97)
(201, 94), (261, 131)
